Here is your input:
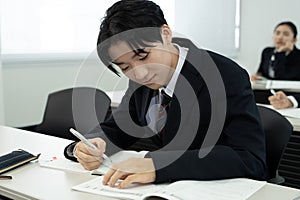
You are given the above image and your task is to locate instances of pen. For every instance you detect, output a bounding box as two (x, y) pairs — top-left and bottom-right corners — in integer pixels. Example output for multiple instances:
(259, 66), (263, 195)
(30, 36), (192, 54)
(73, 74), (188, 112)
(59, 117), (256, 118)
(0, 175), (12, 180)
(270, 89), (276, 96)
(69, 128), (112, 164)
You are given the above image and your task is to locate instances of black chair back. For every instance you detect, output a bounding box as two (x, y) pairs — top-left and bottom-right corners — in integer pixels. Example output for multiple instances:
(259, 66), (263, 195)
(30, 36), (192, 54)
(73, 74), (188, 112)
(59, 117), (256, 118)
(257, 105), (293, 184)
(35, 87), (111, 140)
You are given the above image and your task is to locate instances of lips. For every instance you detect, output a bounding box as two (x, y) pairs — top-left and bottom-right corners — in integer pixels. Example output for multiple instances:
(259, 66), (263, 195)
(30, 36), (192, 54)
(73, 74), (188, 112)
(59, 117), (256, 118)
(276, 41), (284, 46)
(143, 75), (155, 85)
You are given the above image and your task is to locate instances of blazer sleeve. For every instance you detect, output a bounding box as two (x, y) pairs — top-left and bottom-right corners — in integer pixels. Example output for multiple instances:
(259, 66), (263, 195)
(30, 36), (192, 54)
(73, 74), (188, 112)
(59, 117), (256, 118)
(257, 48), (269, 75)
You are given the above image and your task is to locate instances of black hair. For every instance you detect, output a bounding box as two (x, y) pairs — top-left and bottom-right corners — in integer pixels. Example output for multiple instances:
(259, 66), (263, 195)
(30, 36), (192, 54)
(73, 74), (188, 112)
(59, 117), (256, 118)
(274, 21), (298, 38)
(97, 0), (168, 76)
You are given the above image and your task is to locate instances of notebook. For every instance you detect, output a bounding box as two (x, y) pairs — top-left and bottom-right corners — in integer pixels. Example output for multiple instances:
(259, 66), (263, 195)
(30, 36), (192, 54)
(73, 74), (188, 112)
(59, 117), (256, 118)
(72, 176), (266, 200)
(0, 149), (40, 174)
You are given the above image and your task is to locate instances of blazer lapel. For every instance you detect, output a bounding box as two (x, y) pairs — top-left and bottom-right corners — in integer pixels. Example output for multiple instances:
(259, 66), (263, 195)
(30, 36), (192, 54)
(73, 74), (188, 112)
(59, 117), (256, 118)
(162, 59), (205, 145)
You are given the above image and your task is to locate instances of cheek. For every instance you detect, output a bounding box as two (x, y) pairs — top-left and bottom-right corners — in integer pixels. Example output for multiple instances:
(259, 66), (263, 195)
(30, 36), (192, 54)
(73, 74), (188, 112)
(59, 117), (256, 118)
(286, 37), (295, 42)
(281, 35), (293, 41)
(154, 51), (172, 67)
(123, 71), (136, 80)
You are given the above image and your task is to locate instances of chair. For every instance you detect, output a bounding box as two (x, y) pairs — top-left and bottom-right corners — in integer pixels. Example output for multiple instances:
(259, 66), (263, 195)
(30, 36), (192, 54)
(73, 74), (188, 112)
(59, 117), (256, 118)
(19, 87), (111, 140)
(257, 105), (293, 184)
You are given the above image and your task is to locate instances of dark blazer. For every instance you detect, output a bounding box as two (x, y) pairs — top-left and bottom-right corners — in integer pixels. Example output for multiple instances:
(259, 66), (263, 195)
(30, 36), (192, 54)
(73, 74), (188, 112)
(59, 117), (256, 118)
(85, 38), (267, 183)
(258, 46), (300, 80)
(257, 46), (300, 106)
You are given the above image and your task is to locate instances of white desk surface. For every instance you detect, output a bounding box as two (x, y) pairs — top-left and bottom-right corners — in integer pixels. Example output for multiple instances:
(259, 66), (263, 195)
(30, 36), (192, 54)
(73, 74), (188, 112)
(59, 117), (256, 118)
(106, 90), (126, 108)
(0, 126), (112, 200)
(1, 126), (299, 200)
(287, 117), (300, 132)
(251, 80), (300, 92)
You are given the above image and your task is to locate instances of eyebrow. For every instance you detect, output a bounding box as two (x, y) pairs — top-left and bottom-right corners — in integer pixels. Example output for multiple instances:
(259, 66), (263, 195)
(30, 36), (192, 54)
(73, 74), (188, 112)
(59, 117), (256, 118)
(112, 50), (148, 65)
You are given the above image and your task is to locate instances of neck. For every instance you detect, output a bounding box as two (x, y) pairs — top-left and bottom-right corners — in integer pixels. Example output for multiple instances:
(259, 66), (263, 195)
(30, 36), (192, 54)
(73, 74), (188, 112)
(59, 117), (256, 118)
(170, 44), (179, 70)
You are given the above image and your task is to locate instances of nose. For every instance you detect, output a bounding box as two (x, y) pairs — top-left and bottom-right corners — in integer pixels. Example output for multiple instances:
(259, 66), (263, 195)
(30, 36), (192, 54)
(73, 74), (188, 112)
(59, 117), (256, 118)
(133, 64), (148, 81)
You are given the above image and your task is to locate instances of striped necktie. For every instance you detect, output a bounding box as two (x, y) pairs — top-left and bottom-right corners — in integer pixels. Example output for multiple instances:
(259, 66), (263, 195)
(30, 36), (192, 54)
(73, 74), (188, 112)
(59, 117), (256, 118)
(146, 90), (171, 137)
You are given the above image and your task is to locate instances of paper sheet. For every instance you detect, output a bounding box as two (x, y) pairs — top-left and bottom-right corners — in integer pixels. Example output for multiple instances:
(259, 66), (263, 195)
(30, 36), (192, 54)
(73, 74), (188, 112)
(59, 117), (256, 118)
(72, 177), (266, 200)
(39, 150), (149, 175)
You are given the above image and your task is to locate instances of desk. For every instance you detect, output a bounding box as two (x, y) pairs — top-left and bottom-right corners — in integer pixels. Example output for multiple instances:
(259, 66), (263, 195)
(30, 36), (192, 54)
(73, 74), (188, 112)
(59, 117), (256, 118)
(252, 80), (300, 106)
(0, 126), (300, 200)
(251, 80), (300, 92)
(0, 126), (112, 200)
(286, 117), (300, 132)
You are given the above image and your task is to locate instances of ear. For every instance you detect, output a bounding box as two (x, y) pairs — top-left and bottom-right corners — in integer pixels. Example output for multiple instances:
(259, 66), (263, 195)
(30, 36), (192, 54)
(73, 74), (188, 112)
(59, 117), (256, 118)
(293, 37), (297, 44)
(161, 24), (172, 44)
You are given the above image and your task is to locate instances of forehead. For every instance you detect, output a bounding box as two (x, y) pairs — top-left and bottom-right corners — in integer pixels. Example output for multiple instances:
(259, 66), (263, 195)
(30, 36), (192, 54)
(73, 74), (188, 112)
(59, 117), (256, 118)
(275, 25), (293, 33)
(108, 41), (133, 62)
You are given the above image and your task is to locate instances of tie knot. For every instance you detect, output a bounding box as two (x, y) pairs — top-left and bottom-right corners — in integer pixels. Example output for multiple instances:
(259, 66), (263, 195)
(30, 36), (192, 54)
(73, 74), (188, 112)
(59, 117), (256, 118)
(160, 90), (171, 107)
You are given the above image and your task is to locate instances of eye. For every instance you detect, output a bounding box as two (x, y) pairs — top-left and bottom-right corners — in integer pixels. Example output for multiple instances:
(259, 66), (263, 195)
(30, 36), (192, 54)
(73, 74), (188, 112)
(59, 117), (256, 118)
(121, 66), (129, 72)
(283, 32), (290, 37)
(139, 53), (149, 61)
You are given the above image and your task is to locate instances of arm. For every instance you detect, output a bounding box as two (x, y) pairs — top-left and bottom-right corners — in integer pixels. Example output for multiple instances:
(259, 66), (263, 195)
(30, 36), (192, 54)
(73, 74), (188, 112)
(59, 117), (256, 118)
(64, 82), (143, 162)
(256, 48), (269, 76)
(268, 91), (300, 109)
(292, 93), (300, 107)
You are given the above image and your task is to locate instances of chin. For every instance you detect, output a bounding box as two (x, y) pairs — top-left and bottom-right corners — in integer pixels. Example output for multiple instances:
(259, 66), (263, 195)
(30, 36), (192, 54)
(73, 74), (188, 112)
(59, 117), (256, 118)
(145, 83), (162, 90)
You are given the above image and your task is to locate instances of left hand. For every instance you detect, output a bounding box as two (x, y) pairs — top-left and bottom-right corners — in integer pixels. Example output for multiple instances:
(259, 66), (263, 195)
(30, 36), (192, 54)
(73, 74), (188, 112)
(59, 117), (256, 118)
(268, 91), (293, 109)
(102, 158), (156, 189)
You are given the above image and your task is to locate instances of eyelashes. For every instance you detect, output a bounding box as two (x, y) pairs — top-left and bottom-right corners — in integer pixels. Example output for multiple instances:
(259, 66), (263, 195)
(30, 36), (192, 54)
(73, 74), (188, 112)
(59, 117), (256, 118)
(139, 53), (149, 61)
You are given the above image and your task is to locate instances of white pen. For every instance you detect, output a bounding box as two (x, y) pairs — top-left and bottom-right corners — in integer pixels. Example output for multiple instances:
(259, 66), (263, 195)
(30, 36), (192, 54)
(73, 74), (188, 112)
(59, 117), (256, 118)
(270, 89), (276, 96)
(69, 128), (112, 164)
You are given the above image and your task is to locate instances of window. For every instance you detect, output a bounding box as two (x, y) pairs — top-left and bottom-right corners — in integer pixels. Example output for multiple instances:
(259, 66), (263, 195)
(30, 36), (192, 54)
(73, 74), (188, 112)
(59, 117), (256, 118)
(1, 0), (238, 58)
(0, 0), (174, 58)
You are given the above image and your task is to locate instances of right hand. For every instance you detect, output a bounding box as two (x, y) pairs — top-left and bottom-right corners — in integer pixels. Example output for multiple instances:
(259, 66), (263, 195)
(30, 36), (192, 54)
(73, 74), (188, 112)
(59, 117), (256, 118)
(276, 40), (294, 53)
(250, 74), (264, 81)
(74, 138), (107, 170)
(268, 91), (293, 109)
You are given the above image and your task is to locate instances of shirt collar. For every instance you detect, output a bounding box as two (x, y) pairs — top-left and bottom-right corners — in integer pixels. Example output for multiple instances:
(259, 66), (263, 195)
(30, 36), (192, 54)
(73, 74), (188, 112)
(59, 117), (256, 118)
(161, 44), (189, 97)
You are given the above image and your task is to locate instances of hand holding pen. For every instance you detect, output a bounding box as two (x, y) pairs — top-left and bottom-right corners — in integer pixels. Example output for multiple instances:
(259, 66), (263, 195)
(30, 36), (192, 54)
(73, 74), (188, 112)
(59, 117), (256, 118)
(268, 90), (293, 109)
(70, 128), (112, 169)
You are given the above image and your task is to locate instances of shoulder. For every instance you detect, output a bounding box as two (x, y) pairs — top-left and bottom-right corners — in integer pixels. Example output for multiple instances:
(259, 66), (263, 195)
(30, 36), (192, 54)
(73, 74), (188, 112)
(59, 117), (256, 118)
(262, 47), (274, 55)
(293, 46), (300, 54)
(186, 48), (251, 94)
(206, 50), (248, 78)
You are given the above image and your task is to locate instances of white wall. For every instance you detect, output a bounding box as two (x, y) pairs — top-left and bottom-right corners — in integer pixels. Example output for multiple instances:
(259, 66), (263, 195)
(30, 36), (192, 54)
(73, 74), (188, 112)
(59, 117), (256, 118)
(2, 0), (300, 127)
(235, 0), (300, 75)
(174, 0), (237, 57)
(0, 9), (4, 125)
(2, 54), (128, 127)
(0, 58), (4, 125)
